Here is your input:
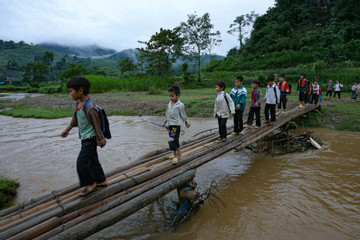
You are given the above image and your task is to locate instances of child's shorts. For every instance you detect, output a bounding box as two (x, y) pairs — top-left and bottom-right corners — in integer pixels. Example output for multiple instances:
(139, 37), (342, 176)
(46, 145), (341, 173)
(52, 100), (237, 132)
(168, 125), (181, 150)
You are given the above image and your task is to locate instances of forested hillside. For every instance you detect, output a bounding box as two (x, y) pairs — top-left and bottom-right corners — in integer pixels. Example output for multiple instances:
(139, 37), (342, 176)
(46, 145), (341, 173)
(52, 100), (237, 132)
(211, 0), (360, 71)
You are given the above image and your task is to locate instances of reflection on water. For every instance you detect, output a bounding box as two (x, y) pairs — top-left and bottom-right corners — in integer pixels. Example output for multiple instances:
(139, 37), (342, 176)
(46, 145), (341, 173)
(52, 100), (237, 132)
(0, 115), (359, 240)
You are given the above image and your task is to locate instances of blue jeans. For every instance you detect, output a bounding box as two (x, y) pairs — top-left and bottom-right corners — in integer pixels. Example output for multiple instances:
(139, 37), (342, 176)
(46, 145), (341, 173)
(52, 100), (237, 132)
(77, 137), (106, 187)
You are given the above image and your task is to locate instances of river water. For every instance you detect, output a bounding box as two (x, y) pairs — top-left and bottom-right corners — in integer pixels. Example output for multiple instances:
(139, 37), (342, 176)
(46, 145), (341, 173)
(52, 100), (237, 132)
(0, 115), (359, 240)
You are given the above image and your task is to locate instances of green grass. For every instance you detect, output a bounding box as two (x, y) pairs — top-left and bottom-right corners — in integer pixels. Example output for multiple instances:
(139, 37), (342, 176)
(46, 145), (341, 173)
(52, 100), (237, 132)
(0, 93), (9, 97)
(0, 178), (19, 209)
(87, 75), (172, 93)
(295, 101), (360, 131)
(0, 104), (74, 119)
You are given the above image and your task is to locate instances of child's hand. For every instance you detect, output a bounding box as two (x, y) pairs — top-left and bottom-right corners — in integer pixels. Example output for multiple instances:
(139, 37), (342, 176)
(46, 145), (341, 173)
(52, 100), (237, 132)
(232, 113), (235, 116)
(185, 121), (191, 128)
(60, 130), (69, 138)
(236, 104), (240, 109)
(254, 102), (259, 107)
(286, 95), (288, 99)
(100, 140), (107, 148)
(264, 98), (266, 102)
(162, 122), (166, 127)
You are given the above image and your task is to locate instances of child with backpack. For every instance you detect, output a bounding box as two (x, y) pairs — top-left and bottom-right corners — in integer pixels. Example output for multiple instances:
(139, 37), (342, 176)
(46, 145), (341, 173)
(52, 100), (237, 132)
(214, 81), (235, 141)
(325, 79), (334, 100)
(245, 80), (262, 129)
(230, 76), (247, 135)
(61, 76), (108, 197)
(264, 75), (280, 126)
(297, 73), (309, 108)
(277, 74), (290, 115)
(164, 86), (190, 164)
(333, 79), (343, 100)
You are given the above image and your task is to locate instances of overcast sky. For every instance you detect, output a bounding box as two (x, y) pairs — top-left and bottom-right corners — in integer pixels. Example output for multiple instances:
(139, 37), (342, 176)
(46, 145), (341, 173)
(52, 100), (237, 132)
(0, 0), (275, 56)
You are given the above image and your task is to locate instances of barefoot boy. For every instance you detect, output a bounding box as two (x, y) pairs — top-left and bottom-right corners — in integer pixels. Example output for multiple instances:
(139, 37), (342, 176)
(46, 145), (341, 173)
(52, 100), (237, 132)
(214, 81), (235, 141)
(61, 76), (107, 197)
(164, 86), (190, 164)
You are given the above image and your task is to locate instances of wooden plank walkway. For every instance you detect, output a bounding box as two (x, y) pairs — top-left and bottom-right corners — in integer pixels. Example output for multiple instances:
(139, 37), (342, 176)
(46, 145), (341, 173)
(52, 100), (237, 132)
(0, 103), (320, 240)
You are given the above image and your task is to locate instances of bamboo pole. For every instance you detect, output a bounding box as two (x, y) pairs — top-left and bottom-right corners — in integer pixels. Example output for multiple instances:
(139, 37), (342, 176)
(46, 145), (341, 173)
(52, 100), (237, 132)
(48, 170), (196, 240)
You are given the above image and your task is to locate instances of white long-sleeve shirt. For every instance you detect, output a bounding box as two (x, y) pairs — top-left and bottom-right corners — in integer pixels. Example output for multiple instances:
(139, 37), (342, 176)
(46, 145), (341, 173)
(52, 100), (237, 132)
(265, 83), (280, 104)
(312, 84), (320, 95)
(214, 91), (235, 118)
(165, 100), (188, 126)
(334, 83), (343, 92)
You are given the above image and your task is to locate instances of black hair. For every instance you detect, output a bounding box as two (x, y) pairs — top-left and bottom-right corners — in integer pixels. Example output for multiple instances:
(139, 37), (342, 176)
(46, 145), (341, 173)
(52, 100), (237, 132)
(236, 76), (244, 82)
(252, 80), (260, 86)
(216, 81), (226, 90)
(267, 74), (275, 82)
(67, 76), (91, 95)
(168, 85), (181, 95)
(356, 81), (359, 84)
(300, 73), (306, 77)
(279, 74), (285, 78)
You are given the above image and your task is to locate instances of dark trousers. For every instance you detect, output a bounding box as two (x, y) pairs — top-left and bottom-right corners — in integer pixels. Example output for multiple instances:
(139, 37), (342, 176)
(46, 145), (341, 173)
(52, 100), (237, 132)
(311, 94), (319, 104)
(326, 90), (332, 97)
(278, 95), (287, 109)
(233, 110), (244, 133)
(265, 104), (276, 122)
(334, 91), (341, 99)
(247, 107), (261, 127)
(168, 125), (181, 151)
(217, 116), (228, 139)
(77, 137), (106, 187)
(306, 93), (312, 103)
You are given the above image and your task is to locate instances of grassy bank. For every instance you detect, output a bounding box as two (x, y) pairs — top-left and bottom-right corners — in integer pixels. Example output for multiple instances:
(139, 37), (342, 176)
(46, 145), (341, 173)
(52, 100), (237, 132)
(294, 101), (360, 131)
(0, 104), (74, 119)
(0, 179), (19, 209)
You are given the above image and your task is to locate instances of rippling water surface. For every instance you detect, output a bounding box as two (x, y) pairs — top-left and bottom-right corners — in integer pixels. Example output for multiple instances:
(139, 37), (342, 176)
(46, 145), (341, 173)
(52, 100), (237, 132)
(0, 115), (359, 240)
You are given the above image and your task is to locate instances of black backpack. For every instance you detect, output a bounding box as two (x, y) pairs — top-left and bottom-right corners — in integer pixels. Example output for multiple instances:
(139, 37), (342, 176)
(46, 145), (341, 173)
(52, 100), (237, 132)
(84, 100), (112, 139)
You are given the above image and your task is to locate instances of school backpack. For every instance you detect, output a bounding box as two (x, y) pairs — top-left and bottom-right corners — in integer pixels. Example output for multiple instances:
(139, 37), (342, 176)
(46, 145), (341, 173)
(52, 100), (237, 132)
(223, 93), (231, 114)
(84, 100), (112, 139)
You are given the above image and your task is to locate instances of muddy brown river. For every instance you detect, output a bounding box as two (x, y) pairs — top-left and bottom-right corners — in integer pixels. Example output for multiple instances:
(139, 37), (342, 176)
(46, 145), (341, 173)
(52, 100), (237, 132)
(0, 115), (359, 240)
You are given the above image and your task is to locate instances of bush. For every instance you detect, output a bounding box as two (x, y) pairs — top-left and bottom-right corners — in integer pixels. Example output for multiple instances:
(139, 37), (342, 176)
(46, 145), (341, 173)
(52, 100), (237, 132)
(0, 178), (19, 209)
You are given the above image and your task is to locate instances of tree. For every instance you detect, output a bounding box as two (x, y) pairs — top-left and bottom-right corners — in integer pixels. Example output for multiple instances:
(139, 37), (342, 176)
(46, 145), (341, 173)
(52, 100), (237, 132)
(227, 11), (258, 51)
(137, 28), (184, 76)
(179, 12), (221, 81)
(60, 63), (88, 80)
(118, 57), (137, 75)
(22, 51), (55, 87)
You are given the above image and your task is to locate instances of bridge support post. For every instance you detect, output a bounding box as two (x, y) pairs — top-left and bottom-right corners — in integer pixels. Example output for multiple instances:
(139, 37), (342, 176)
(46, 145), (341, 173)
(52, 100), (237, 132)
(177, 180), (199, 205)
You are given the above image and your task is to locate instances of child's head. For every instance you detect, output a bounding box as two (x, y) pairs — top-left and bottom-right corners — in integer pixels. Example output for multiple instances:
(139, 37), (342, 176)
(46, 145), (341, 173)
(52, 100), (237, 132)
(329, 79), (333, 82)
(251, 80), (260, 89)
(67, 76), (91, 100)
(216, 81), (226, 92)
(235, 76), (243, 88)
(356, 82), (359, 85)
(168, 86), (181, 102)
(336, 79), (340, 83)
(300, 73), (305, 79)
(267, 74), (275, 85)
(314, 80), (319, 84)
(279, 74), (285, 82)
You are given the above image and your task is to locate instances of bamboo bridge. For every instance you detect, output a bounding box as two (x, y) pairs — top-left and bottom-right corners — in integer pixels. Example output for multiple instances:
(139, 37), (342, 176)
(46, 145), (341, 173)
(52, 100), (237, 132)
(0, 103), (321, 240)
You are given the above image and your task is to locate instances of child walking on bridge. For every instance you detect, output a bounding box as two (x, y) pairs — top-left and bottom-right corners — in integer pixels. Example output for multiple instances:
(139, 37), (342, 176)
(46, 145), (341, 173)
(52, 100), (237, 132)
(164, 86), (190, 164)
(230, 76), (247, 135)
(214, 81), (235, 141)
(61, 76), (107, 197)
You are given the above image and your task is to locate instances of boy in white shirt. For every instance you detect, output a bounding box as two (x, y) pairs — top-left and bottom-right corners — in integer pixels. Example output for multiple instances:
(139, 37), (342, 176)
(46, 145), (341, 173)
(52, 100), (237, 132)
(214, 81), (235, 141)
(333, 79), (343, 100)
(164, 86), (190, 164)
(264, 75), (280, 126)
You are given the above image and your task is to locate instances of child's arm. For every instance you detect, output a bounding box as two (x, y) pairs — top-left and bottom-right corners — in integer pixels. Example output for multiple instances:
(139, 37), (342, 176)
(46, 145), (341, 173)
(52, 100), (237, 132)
(179, 104), (190, 128)
(227, 94), (236, 115)
(61, 110), (77, 138)
(61, 125), (73, 138)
